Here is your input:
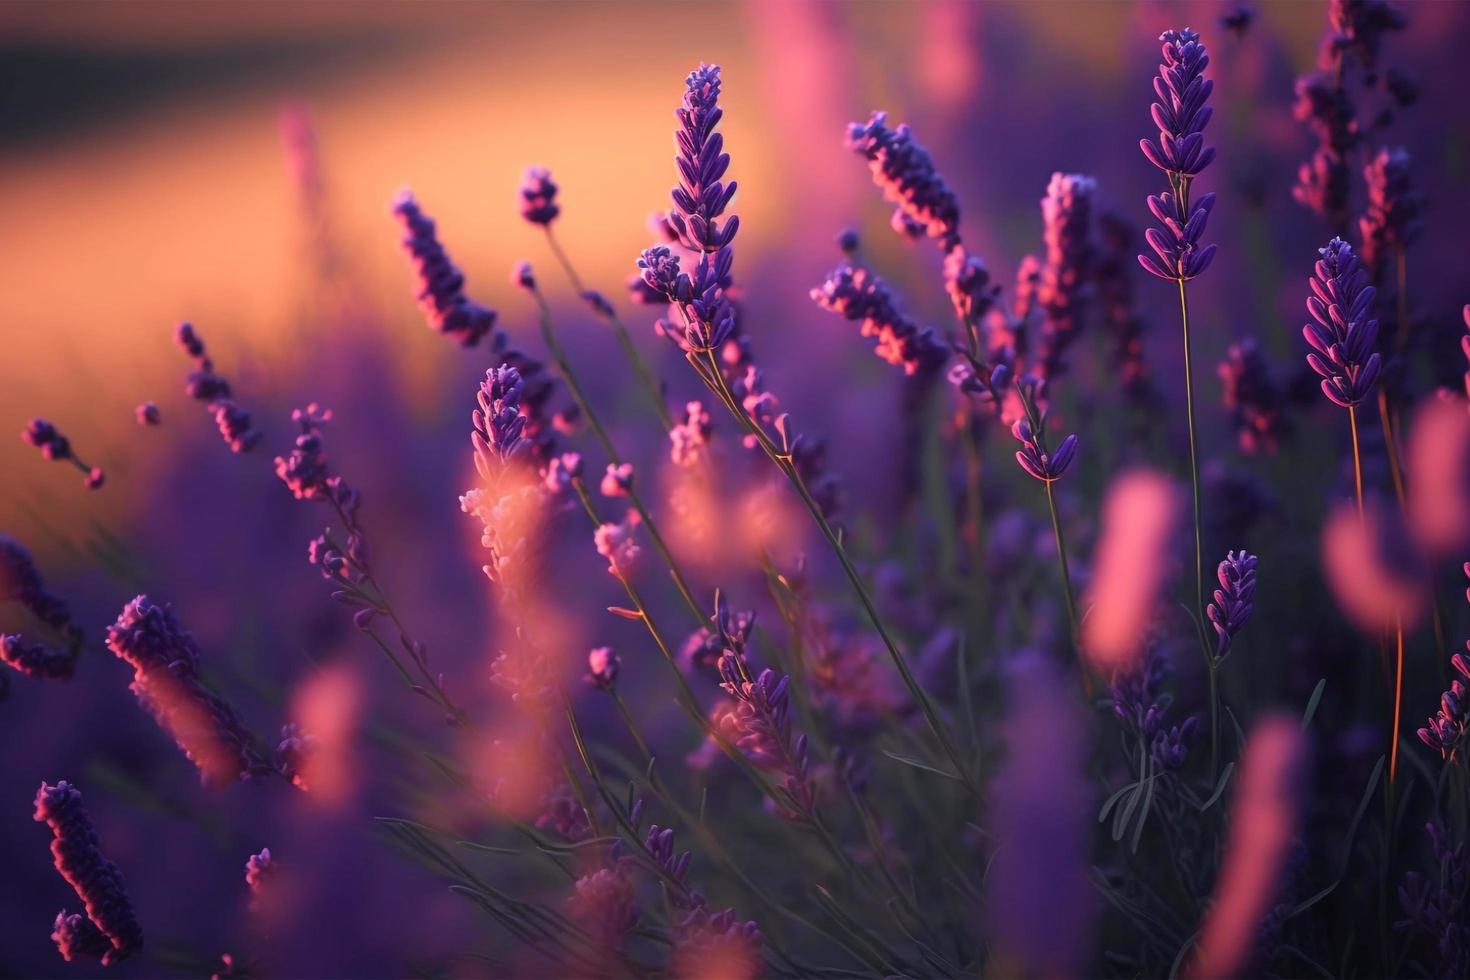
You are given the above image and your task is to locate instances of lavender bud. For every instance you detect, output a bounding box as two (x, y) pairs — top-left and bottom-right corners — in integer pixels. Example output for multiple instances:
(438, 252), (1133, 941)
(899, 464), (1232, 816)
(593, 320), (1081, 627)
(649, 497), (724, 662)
(518, 166), (559, 226)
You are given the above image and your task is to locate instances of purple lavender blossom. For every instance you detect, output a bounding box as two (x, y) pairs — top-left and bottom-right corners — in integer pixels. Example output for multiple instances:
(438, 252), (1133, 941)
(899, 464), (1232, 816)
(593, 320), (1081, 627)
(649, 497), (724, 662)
(1094, 213), (1157, 408)
(1303, 237), (1382, 408)
(471, 365), (534, 473)
(594, 513), (641, 577)
(846, 111), (962, 251)
(669, 400), (712, 468)
(105, 595), (268, 787)
(600, 462), (634, 498)
(274, 403), (337, 500)
(51, 910), (114, 963)
(1010, 379), (1078, 483)
(1037, 171), (1097, 379)
(1, 534), (82, 677)
(1330, 0), (1407, 85)
(391, 190), (499, 348)
(134, 402), (160, 426)
(518, 167), (559, 226)
(1, 634), (77, 680)
(1359, 146), (1422, 282)
(567, 865), (636, 947)
(668, 64), (739, 252)
(584, 647), (620, 691)
(174, 322), (261, 453)
(512, 260), (536, 292)
(1218, 339), (1286, 453)
(1138, 29), (1218, 282)
(809, 263), (949, 376)
(639, 817), (761, 975)
(22, 418), (106, 488)
(944, 246), (1001, 327)
(1207, 550), (1258, 660)
(245, 848), (275, 896)
(33, 781), (143, 964)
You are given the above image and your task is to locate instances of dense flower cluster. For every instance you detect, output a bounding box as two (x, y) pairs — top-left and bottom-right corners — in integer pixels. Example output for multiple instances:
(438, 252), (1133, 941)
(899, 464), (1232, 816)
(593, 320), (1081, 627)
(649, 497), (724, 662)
(1094, 213), (1156, 408)
(668, 64), (739, 252)
(1010, 378), (1078, 484)
(105, 595), (267, 786)
(1110, 651), (1198, 771)
(391, 191), (498, 347)
(1036, 171), (1097, 380)
(1, 534), (83, 679)
(245, 848), (275, 897)
(518, 167), (559, 226)
(668, 400), (712, 468)
(809, 263), (948, 376)
(175, 322), (261, 453)
(33, 781), (143, 965)
(1303, 237), (1382, 408)
(1139, 28), (1218, 282)
(1359, 146), (1422, 283)
(567, 864), (636, 947)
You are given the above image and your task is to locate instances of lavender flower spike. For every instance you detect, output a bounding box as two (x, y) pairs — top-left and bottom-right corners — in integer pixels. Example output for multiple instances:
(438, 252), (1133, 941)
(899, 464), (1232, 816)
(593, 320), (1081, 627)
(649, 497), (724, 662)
(391, 190), (499, 348)
(1359, 146), (1422, 282)
(1303, 236), (1382, 408)
(809, 263), (949, 376)
(34, 781), (143, 964)
(1010, 379), (1078, 484)
(518, 167), (559, 226)
(845, 111), (962, 250)
(668, 64), (739, 252)
(1207, 550), (1258, 660)
(106, 595), (268, 787)
(1138, 28), (1218, 282)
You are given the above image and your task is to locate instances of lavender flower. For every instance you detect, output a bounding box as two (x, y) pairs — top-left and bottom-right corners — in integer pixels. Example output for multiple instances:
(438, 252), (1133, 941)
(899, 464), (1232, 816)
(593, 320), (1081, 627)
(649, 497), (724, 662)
(518, 166), (559, 225)
(600, 462), (634, 498)
(1330, 0), (1407, 85)
(134, 402), (160, 426)
(594, 512), (641, 576)
(245, 848), (275, 897)
(1037, 172), (1097, 379)
(274, 403), (338, 501)
(667, 64), (739, 252)
(567, 865), (636, 947)
(33, 781), (143, 964)
(105, 595), (268, 786)
(22, 418), (105, 488)
(809, 263), (949, 376)
(1138, 29), (1218, 282)
(174, 322), (261, 453)
(1303, 236), (1382, 408)
(1011, 379), (1078, 483)
(1094, 213), (1157, 408)
(1218, 339), (1286, 453)
(391, 190), (498, 348)
(1, 634), (77, 680)
(274, 724), (316, 790)
(669, 400), (713, 468)
(1359, 146), (1422, 282)
(51, 910), (114, 963)
(1207, 550), (1258, 660)
(846, 111), (962, 251)
(1221, 4), (1255, 37)
(944, 246), (1001, 326)
(639, 817), (762, 975)
(836, 227), (860, 254)
(584, 647), (620, 691)
(1396, 822), (1469, 979)
(512, 260), (536, 292)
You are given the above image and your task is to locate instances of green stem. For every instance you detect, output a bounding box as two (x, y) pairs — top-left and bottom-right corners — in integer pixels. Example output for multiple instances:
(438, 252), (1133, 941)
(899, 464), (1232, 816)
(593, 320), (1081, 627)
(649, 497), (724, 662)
(544, 228), (673, 430)
(1175, 275), (1212, 777)
(1044, 478), (1091, 697)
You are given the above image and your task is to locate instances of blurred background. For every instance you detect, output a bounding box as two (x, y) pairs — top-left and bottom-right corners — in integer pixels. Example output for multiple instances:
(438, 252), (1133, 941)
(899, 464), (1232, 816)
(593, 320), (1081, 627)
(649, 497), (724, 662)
(2, 1), (1468, 976)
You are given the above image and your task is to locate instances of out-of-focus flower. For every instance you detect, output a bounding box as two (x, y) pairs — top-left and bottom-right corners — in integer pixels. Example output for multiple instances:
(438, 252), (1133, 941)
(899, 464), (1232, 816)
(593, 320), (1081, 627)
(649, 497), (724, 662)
(1036, 171), (1097, 380)
(1219, 339), (1286, 453)
(33, 780), (143, 965)
(518, 166), (559, 226)
(1189, 716), (1307, 979)
(600, 463), (634, 498)
(391, 190), (498, 348)
(836, 227), (860, 254)
(1320, 499), (1425, 633)
(846, 110), (961, 250)
(584, 647), (620, 691)
(21, 418), (106, 488)
(1329, 0), (1407, 84)
(1139, 29), (1218, 282)
(174, 322), (261, 453)
(274, 404), (337, 501)
(1, 534), (83, 677)
(105, 595), (269, 787)
(567, 864), (636, 947)
(1359, 147), (1422, 283)
(670, 401), (713, 468)
(810, 263), (948, 375)
(594, 512), (642, 577)
(1221, 4), (1255, 37)
(986, 650), (1096, 976)
(1083, 471), (1180, 671)
(134, 402), (160, 426)
(1207, 550), (1258, 660)
(1010, 378), (1078, 483)
(1406, 397), (1470, 556)
(245, 848), (275, 897)
(1395, 821), (1469, 979)
(512, 260), (536, 292)
(1, 634), (77, 680)
(273, 724), (316, 791)
(51, 911), (114, 963)
(1303, 237), (1382, 408)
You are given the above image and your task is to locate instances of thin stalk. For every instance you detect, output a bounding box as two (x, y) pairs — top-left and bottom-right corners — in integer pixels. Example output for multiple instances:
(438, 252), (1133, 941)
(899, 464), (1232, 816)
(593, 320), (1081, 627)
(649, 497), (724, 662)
(1390, 610), (1404, 786)
(1175, 277), (1205, 617)
(692, 345), (977, 796)
(1044, 478), (1091, 697)
(544, 228), (673, 430)
(1348, 406), (1366, 523)
(528, 284), (704, 626)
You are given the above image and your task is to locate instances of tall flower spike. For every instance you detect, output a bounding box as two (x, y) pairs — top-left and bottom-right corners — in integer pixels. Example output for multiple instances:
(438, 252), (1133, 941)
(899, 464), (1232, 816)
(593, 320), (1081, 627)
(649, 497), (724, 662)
(1138, 28), (1218, 282)
(668, 64), (739, 252)
(518, 167), (559, 226)
(810, 263), (949, 376)
(1303, 237), (1382, 408)
(34, 781), (143, 964)
(846, 111), (962, 250)
(1359, 146), (1422, 283)
(391, 190), (499, 348)
(1207, 550), (1258, 660)
(106, 595), (268, 787)
(174, 322), (261, 453)
(1037, 172), (1097, 379)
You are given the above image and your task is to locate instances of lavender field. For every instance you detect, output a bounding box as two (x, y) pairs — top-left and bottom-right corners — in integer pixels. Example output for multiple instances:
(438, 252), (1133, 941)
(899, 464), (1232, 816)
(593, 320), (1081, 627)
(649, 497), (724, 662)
(4, 1), (1470, 977)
